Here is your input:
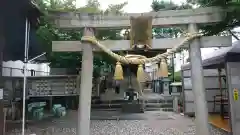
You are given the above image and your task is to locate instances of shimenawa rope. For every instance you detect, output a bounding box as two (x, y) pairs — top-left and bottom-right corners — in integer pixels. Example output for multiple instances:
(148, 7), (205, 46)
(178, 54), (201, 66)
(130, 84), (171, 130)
(81, 32), (202, 64)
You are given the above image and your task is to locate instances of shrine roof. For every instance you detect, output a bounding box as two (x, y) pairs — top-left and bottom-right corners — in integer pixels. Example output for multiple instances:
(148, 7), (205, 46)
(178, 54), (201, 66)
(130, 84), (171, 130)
(181, 41), (240, 70)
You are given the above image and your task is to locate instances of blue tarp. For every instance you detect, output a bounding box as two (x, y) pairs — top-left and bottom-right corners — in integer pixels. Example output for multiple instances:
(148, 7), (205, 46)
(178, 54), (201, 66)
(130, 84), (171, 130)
(181, 41), (240, 70)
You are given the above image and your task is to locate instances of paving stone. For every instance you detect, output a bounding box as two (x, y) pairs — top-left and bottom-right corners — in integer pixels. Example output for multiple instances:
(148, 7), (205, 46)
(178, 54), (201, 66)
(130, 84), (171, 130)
(6, 111), (227, 135)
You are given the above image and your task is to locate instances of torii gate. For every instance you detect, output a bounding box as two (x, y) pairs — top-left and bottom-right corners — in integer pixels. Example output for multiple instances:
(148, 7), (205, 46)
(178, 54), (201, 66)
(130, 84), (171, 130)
(50, 7), (231, 135)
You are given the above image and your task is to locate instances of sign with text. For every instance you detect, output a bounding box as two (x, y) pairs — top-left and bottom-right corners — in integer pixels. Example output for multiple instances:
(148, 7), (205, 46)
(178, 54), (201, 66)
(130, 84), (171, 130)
(233, 88), (239, 101)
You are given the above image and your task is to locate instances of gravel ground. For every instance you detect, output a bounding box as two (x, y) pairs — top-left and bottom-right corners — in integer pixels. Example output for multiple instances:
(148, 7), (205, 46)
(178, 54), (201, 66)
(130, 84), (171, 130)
(6, 111), (228, 135)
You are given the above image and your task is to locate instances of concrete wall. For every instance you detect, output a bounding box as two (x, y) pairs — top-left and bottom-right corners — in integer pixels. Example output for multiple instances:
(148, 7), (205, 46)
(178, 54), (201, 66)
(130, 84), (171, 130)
(226, 62), (240, 135)
(3, 75), (78, 106)
(27, 75), (78, 97)
(2, 60), (50, 76)
(181, 68), (227, 115)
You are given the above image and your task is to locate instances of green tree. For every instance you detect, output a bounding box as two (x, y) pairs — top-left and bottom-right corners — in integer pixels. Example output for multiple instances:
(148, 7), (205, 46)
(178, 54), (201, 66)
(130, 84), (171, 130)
(151, 0), (240, 37)
(77, 0), (101, 13)
(172, 71), (182, 82)
(104, 2), (128, 14)
(187, 0), (240, 36)
(181, 0), (240, 63)
(151, 0), (192, 80)
(35, 0), (127, 76)
(151, 0), (192, 38)
(151, 0), (192, 11)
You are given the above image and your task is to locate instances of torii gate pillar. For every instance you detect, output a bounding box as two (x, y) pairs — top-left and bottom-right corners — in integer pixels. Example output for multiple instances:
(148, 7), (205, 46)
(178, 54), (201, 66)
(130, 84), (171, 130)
(188, 24), (210, 135)
(77, 27), (94, 135)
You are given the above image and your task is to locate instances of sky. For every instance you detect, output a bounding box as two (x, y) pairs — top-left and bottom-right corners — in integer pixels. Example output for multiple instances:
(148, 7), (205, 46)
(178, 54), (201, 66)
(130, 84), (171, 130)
(76, 0), (240, 71)
(76, 0), (186, 13)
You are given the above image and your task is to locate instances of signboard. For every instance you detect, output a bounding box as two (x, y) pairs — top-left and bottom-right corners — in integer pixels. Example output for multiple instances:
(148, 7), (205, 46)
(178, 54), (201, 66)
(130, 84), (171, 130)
(233, 88), (239, 101)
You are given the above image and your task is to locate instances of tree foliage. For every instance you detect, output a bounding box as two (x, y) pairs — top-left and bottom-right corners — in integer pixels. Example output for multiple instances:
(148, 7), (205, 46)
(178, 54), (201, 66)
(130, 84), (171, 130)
(152, 0), (240, 36)
(105, 2), (128, 14)
(151, 0), (192, 38)
(151, 0), (192, 11)
(151, 0), (192, 80)
(188, 0), (240, 36)
(36, 0), (239, 77)
(151, 0), (240, 76)
(35, 0), (127, 76)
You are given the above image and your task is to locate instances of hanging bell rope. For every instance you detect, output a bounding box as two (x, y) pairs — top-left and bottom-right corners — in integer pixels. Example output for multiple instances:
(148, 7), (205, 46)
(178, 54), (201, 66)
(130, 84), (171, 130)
(81, 32), (202, 65)
(114, 62), (124, 80)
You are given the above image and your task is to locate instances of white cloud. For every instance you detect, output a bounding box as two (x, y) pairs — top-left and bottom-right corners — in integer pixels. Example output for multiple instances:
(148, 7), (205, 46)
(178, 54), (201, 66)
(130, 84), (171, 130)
(76, 0), (186, 13)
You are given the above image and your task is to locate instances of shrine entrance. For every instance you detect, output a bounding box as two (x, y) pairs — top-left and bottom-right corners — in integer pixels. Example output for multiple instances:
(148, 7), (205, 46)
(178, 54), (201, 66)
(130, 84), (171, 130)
(50, 7), (231, 135)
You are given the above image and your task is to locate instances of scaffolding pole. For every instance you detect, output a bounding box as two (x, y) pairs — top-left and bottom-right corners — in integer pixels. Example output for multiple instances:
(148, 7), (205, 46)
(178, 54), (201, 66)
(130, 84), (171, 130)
(22, 18), (30, 135)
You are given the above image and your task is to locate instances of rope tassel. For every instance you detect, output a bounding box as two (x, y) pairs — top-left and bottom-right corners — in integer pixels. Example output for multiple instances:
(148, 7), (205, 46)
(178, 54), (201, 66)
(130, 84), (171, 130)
(114, 62), (124, 80)
(157, 59), (168, 78)
(137, 64), (145, 83)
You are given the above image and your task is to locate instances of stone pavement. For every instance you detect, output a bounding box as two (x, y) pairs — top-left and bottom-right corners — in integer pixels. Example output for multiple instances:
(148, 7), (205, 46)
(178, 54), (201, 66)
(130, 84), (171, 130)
(6, 110), (227, 135)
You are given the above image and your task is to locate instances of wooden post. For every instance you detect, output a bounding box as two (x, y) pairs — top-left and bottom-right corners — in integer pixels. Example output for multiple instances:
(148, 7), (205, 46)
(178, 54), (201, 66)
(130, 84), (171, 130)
(77, 28), (94, 135)
(188, 24), (210, 135)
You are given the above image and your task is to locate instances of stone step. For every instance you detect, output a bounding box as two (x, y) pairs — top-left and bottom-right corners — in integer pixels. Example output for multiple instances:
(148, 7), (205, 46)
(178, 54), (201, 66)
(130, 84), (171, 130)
(145, 99), (173, 104)
(93, 99), (173, 104)
(92, 108), (174, 113)
(146, 103), (173, 108)
(145, 108), (173, 112)
(143, 89), (153, 94)
(91, 108), (121, 111)
(92, 100), (129, 104)
(91, 103), (122, 109)
(93, 98), (173, 104)
(91, 102), (173, 110)
(162, 108), (174, 112)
